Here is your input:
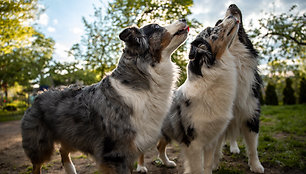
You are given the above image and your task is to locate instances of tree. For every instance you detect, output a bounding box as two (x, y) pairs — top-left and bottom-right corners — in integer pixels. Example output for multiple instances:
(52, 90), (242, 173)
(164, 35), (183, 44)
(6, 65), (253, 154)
(249, 5), (306, 76)
(70, 0), (202, 85)
(299, 77), (306, 104)
(0, 0), (39, 54)
(0, 32), (54, 99)
(0, 0), (54, 100)
(45, 61), (99, 87)
(283, 78), (296, 105)
(265, 83), (278, 105)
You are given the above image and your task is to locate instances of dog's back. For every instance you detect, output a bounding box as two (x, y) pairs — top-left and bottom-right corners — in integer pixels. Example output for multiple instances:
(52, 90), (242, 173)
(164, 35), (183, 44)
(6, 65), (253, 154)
(21, 79), (137, 173)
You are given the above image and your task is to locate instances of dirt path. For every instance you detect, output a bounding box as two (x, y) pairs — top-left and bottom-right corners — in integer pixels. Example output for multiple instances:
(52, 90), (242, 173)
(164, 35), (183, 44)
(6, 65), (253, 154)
(0, 120), (299, 174)
(0, 120), (183, 174)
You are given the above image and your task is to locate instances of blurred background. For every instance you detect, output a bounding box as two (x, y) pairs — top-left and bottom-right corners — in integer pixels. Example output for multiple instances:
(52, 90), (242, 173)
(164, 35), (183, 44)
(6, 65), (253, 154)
(0, 1), (305, 173)
(1, 0), (305, 112)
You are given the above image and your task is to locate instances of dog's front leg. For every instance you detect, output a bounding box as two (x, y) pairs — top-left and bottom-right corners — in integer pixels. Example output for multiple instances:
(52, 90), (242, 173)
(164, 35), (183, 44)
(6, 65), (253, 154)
(136, 153), (148, 173)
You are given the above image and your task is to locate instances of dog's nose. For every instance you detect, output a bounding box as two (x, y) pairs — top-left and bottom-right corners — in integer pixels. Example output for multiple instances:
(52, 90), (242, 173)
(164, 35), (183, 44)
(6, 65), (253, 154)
(229, 4), (237, 9)
(180, 19), (187, 24)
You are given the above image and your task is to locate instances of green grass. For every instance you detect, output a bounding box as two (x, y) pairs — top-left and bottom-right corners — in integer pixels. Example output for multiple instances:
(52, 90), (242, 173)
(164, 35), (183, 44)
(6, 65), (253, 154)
(214, 104), (306, 173)
(258, 104), (306, 170)
(0, 109), (25, 122)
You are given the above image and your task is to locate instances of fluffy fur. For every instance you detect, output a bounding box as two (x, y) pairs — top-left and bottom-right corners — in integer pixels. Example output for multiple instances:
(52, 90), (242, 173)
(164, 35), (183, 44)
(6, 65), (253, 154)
(154, 16), (239, 174)
(21, 20), (188, 174)
(213, 4), (264, 173)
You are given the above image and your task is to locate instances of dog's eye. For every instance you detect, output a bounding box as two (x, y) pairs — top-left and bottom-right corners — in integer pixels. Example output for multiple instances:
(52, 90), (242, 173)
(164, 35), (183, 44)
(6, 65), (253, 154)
(198, 44), (207, 50)
(154, 24), (160, 29)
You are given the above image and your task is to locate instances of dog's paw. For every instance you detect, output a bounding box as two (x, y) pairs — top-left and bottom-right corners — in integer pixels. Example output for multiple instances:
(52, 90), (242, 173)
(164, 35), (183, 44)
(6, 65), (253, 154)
(164, 160), (177, 168)
(230, 146), (240, 154)
(136, 164), (148, 173)
(250, 162), (264, 173)
(212, 161), (220, 170)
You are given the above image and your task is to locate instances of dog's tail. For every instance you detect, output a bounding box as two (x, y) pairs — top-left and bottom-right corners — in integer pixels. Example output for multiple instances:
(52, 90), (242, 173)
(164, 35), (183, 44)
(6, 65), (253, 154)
(21, 103), (54, 166)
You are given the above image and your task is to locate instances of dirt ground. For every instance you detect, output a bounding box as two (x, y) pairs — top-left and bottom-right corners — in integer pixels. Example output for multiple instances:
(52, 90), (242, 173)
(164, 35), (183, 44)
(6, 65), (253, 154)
(0, 120), (300, 174)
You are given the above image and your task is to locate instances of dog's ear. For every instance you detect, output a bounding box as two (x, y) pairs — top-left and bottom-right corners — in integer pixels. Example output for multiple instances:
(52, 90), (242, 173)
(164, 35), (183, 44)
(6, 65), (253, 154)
(119, 27), (139, 42)
(119, 27), (148, 50)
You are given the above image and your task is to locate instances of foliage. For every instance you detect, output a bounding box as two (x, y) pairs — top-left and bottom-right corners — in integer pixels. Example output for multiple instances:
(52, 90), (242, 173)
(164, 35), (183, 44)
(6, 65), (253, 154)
(249, 5), (306, 76)
(70, 0), (202, 86)
(0, 0), (39, 54)
(299, 77), (306, 104)
(0, 32), (55, 89)
(44, 61), (99, 86)
(259, 90), (265, 105)
(0, 0), (54, 100)
(0, 109), (25, 122)
(283, 78), (296, 105)
(265, 82), (278, 105)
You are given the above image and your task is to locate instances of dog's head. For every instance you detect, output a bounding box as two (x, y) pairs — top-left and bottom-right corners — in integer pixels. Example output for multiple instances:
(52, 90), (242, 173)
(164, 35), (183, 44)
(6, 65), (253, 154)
(215, 4), (258, 57)
(119, 19), (189, 63)
(188, 16), (239, 76)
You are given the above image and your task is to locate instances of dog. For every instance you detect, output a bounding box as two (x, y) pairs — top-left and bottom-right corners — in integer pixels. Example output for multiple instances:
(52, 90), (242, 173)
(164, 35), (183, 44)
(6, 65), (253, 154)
(21, 19), (189, 174)
(138, 15), (239, 174)
(212, 4), (264, 173)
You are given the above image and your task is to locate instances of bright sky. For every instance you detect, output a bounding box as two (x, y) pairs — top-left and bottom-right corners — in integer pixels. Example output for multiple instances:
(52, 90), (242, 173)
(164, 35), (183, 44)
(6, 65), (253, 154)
(37, 0), (306, 64)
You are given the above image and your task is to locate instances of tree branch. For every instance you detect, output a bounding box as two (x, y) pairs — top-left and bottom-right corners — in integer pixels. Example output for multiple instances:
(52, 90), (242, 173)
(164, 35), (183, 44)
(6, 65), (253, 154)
(264, 32), (306, 46)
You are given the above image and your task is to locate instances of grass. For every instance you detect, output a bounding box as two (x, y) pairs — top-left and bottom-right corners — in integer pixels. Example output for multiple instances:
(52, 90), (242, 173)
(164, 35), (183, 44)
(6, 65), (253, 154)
(216, 104), (306, 173)
(259, 104), (306, 170)
(0, 109), (25, 122)
(2, 104), (306, 173)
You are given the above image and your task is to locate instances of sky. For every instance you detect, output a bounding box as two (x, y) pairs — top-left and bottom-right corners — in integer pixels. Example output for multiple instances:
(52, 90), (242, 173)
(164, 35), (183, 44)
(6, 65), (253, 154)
(37, 0), (306, 64)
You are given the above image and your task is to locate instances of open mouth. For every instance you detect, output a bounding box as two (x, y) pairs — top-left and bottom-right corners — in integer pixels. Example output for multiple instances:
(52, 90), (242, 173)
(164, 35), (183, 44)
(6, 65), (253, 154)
(174, 25), (190, 36)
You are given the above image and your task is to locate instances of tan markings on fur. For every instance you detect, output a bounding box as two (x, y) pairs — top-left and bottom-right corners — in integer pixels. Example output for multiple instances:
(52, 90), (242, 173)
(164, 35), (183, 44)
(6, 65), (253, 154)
(60, 148), (71, 164)
(150, 31), (172, 62)
(214, 40), (227, 60)
(157, 137), (168, 154)
(138, 153), (145, 166)
(33, 163), (42, 174)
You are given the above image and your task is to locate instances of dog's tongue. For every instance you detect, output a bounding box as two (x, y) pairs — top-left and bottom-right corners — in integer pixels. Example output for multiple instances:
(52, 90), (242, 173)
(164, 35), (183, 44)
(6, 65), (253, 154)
(186, 26), (190, 32)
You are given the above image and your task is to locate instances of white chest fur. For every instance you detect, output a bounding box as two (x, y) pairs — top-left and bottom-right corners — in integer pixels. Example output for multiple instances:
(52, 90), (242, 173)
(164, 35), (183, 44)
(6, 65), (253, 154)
(182, 51), (237, 144)
(230, 41), (258, 115)
(110, 58), (178, 152)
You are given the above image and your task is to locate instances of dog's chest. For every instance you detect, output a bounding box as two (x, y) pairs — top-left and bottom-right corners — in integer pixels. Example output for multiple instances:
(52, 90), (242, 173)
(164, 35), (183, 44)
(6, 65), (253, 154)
(110, 63), (176, 151)
(231, 45), (257, 105)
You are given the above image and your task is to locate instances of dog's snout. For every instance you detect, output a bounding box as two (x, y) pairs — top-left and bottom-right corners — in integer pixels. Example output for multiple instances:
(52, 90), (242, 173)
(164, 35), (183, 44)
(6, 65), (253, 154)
(229, 4), (237, 9)
(180, 19), (187, 24)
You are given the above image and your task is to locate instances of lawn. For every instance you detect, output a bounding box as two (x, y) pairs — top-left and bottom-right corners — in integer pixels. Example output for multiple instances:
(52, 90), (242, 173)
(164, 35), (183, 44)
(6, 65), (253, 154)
(0, 109), (25, 122)
(215, 104), (306, 174)
(0, 104), (305, 174)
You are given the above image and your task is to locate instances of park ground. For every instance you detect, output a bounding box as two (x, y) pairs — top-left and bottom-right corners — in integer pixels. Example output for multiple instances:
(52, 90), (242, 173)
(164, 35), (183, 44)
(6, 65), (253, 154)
(0, 105), (305, 174)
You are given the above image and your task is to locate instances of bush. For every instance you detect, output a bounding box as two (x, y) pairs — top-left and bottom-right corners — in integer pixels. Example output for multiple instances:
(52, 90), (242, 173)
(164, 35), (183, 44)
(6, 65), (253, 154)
(259, 90), (265, 105)
(283, 78), (296, 105)
(265, 83), (278, 105)
(3, 105), (17, 111)
(299, 77), (306, 104)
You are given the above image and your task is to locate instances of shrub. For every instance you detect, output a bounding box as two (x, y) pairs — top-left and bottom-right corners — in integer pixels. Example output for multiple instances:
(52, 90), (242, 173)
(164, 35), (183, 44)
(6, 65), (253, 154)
(265, 83), (278, 105)
(283, 78), (296, 105)
(299, 77), (306, 104)
(259, 90), (265, 105)
(3, 105), (17, 111)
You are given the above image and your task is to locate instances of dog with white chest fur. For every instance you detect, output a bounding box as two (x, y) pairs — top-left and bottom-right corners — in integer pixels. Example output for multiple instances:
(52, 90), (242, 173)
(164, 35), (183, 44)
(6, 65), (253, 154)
(213, 4), (264, 173)
(21, 20), (188, 174)
(152, 15), (239, 174)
